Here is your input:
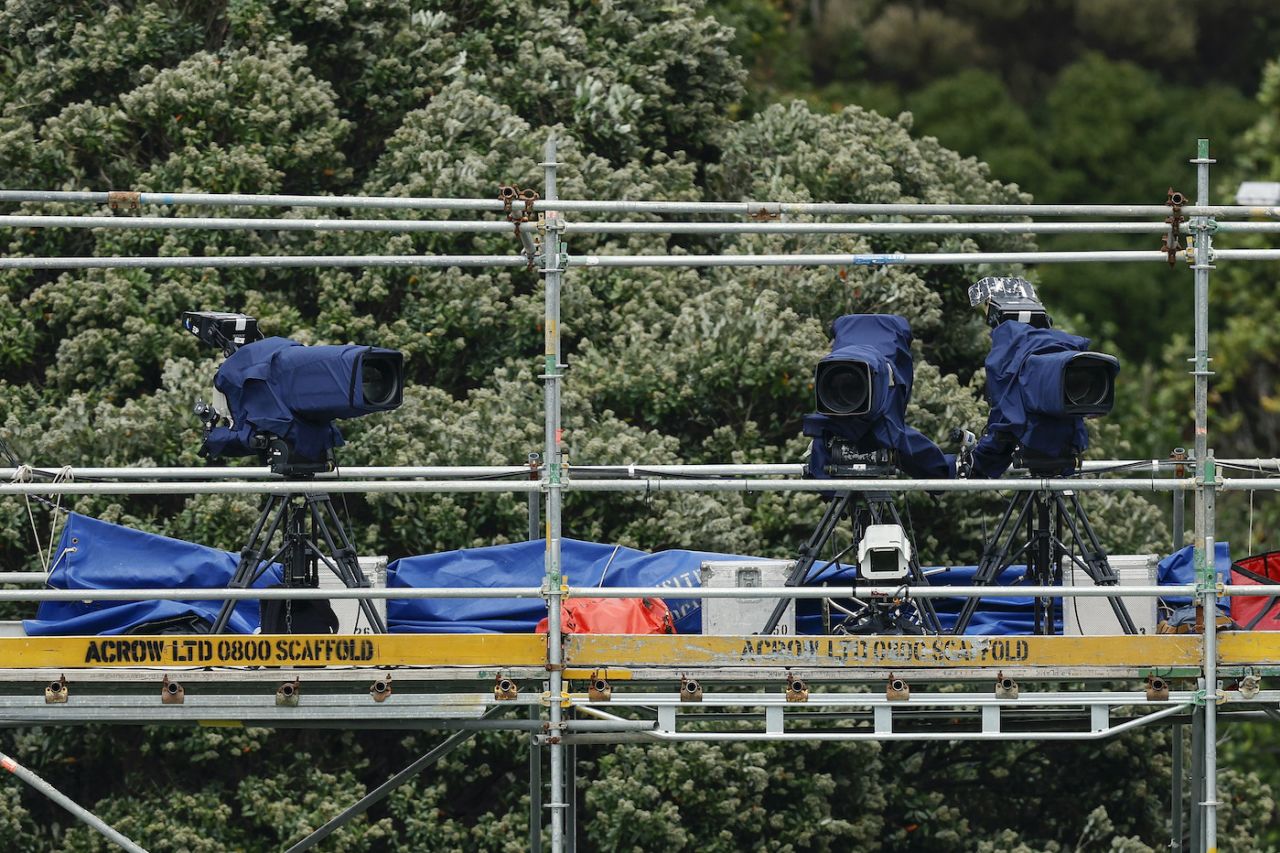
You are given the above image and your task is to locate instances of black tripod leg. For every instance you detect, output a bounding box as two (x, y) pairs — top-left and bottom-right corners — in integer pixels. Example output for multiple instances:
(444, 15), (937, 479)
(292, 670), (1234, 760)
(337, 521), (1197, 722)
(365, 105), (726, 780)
(1031, 492), (1055, 635)
(212, 494), (290, 634)
(311, 495), (388, 634)
(874, 500), (941, 634)
(761, 492), (852, 635)
(952, 492), (1034, 636)
(1056, 492), (1137, 635)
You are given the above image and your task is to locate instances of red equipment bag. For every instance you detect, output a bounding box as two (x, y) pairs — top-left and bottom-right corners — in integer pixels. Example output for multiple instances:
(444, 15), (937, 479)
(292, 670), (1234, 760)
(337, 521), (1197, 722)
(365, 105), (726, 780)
(1230, 551), (1280, 630)
(536, 597), (677, 635)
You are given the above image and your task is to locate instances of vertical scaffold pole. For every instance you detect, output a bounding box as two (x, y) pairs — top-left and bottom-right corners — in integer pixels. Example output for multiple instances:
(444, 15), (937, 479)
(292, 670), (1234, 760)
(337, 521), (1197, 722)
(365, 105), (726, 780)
(1173, 459), (1186, 851)
(541, 134), (568, 853)
(1172, 719), (1184, 852)
(1189, 137), (1218, 853)
(529, 703), (543, 853)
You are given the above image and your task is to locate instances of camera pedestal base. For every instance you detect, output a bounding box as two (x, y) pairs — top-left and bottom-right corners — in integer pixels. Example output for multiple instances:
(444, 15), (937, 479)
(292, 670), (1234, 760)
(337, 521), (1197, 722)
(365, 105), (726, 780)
(952, 487), (1136, 636)
(210, 490), (387, 635)
(760, 490), (941, 636)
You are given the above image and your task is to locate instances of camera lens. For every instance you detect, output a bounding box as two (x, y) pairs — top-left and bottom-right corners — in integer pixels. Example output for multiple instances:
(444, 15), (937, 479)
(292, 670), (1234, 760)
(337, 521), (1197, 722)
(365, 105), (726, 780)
(1064, 361), (1111, 408)
(817, 361), (872, 416)
(361, 356), (399, 406)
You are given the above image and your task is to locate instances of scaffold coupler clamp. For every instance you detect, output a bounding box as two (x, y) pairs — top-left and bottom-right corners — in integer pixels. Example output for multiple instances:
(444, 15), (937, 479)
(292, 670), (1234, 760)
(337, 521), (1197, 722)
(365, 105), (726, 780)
(1191, 685), (1227, 707)
(588, 671), (612, 701)
(370, 674), (393, 702)
(107, 190), (140, 214)
(785, 673), (809, 703)
(747, 201), (781, 221)
(1163, 187), (1185, 268)
(275, 678), (301, 707)
(161, 674), (185, 705)
(494, 674), (520, 701)
(44, 675), (68, 704)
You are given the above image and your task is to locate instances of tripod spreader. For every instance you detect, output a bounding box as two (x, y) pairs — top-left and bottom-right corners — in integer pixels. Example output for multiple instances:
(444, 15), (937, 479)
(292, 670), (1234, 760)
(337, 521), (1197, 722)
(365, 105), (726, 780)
(210, 490), (387, 635)
(950, 487), (1135, 636)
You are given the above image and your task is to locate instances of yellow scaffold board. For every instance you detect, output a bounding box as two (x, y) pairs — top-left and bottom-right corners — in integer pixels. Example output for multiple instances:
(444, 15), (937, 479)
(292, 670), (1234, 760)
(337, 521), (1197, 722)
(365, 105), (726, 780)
(1218, 632), (1280, 665)
(0, 634), (546, 669)
(564, 634), (1206, 670)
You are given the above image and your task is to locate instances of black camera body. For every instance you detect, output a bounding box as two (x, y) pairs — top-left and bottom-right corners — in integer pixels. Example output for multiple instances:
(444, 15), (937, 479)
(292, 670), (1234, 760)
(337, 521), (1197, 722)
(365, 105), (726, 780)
(816, 442), (899, 479)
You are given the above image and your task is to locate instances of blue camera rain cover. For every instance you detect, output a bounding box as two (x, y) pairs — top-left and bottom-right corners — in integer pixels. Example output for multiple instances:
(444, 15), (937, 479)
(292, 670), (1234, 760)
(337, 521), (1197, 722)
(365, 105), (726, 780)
(971, 321), (1096, 478)
(23, 513), (280, 636)
(804, 314), (952, 480)
(204, 336), (346, 461)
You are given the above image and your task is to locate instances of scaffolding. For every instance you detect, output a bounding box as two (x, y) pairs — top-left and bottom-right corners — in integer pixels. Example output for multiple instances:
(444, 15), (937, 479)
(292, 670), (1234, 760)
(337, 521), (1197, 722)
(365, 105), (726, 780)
(0, 138), (1277, 851)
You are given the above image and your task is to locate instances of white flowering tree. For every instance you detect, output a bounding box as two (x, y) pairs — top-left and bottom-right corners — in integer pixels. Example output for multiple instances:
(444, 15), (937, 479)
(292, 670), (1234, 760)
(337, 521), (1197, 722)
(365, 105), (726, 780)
(0, 2), (1270, 850)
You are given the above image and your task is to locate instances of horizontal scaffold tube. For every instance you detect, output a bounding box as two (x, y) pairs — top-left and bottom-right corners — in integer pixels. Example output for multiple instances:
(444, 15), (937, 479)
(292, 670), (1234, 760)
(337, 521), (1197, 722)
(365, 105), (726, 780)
(4, 189), (1278, 218)
(0, 254), (527, 270)
(0, 465), (532, 480)
(0, 587), (543, 602)
(1, 460), (1224, 481)
(579, 690), (1204, 707)
(2, 214), (1186, 236)
(566, 221), (1175, 235)
(575, 460), (1220, 476)
(565, 705), (1190, 744)
(1208, 249), (1280, 261)
(5, 584), (1271, 601)
(570, 251), (1180, 267)
(9, 214), (1280, 235)
(565, 477), (1194, 492)
(0, 479), (540, 496)
(568, 585), (1194, 599)
(0, 215), (517, 234)
(1218, 479), (1280, 489)
(0, 585), (1212, 601)
(0, 477), (1195, 495)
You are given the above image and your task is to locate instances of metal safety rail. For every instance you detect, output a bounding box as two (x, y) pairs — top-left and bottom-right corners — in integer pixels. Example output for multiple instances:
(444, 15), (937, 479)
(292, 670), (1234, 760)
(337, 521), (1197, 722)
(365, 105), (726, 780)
(2, 137), (1276, 852)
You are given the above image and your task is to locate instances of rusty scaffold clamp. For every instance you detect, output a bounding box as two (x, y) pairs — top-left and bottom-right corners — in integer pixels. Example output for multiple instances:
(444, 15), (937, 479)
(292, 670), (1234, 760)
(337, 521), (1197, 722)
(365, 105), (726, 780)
(1162, 187), (1186, 268)
(44, 675), (68, 705)
(107, 191), (140, 215)
(161, 674), (185, 705)
(499, 184), (541, 270)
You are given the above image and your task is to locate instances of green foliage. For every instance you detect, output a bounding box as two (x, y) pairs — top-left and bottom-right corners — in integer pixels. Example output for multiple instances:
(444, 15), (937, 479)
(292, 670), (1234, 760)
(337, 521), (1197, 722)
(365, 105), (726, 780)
(0, 0), (1273, 850)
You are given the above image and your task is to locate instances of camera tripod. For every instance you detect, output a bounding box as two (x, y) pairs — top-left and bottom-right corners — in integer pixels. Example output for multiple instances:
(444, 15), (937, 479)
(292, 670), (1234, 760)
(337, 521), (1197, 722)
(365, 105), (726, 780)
(760, 479), (941, 636)
(210, 486), (387, 635)
(950, 462), (1136, 636)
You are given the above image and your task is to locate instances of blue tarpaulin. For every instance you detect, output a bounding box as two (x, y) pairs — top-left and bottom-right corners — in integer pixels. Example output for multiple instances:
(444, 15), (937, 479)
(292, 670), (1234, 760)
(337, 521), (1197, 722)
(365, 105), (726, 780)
(1157, 542), (1231, 613)
(387, 540), (1043, 635)
(387, 539), (749, 634)
(23, 513), (280, 636)
(23, 515), (1174, 637)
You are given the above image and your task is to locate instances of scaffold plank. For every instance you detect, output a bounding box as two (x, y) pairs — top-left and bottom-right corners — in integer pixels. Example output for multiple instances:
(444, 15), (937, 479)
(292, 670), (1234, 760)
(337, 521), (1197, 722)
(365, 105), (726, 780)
(564, 634), (1205, 669)
(1217, 632), (1280, 665)
(0, 634), (546, 669)
(12, 632), (1280, 674)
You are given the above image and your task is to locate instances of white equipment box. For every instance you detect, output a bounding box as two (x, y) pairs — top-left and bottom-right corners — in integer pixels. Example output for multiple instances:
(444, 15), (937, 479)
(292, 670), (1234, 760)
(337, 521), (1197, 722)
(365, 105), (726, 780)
(700, 560), (796, 635)
(1063, 553), (1158, 635)
(318, 556), (387, 634)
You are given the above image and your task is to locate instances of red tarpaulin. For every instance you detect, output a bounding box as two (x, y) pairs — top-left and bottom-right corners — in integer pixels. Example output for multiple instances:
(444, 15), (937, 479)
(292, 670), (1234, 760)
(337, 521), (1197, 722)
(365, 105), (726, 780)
(1231, 551), (1280, 630)
(536, 597), (676, 635)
